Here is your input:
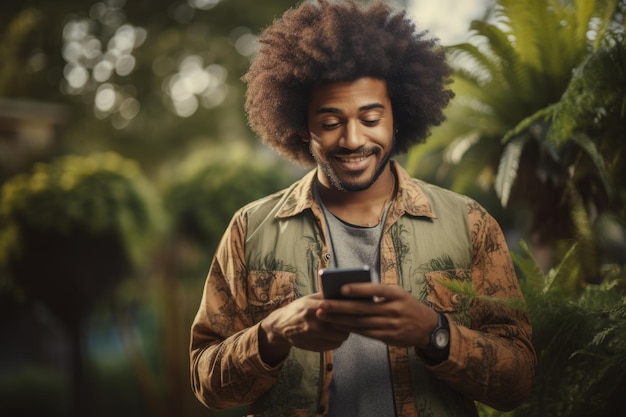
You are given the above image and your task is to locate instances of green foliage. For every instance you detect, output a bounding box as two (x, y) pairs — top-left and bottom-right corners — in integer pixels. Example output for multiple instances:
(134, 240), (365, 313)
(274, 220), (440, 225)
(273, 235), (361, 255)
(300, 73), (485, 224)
(163, 144), (297, 254)
(1, 0), (298, 172)
(505, 242), (626, 417)
(0, 152), (163, 322)
(549, 40), (626, 144)
(548, 40), (626, 218)
(495, 39), (626, 211)
(407, 0), (626, 285)
(408, 0), (604, 180)
(1, 152), (162, 265)
(408, 0), (622, 193)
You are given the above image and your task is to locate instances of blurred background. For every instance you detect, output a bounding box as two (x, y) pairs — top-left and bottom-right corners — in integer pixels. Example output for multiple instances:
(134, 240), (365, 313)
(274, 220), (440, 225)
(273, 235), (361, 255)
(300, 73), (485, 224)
(0, 0), (625, 416)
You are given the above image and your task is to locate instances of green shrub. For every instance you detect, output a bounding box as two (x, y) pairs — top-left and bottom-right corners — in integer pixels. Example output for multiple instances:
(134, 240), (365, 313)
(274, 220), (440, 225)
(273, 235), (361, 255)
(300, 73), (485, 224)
(0, 152), (163, 323)
(163, 144), (297, 253)
(499, 242), (626, 417)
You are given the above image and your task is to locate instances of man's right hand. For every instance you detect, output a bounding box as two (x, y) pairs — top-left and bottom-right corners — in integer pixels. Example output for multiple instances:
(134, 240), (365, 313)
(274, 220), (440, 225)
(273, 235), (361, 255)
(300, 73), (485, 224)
(258, 293), (350, 366)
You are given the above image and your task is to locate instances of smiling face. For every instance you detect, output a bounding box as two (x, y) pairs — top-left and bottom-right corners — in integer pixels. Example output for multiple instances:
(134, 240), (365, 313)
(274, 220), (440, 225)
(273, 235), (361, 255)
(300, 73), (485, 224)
(306, 77), (395, 192)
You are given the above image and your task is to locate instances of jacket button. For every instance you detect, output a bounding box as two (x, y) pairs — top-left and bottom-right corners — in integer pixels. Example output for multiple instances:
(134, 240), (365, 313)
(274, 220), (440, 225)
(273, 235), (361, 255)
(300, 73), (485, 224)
(326, 363), (333, 372)
(324, 252), (331, 261)
(451, 293), (461, 305)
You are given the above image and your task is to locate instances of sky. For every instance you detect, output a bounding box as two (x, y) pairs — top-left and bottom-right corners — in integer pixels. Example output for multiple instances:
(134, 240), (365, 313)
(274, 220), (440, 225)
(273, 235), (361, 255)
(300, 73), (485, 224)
(408, 0), (492, 45)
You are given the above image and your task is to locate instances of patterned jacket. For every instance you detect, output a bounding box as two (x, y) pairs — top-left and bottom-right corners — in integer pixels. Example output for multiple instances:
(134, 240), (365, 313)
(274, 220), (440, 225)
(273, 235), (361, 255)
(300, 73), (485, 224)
(190, 161), (536, 416)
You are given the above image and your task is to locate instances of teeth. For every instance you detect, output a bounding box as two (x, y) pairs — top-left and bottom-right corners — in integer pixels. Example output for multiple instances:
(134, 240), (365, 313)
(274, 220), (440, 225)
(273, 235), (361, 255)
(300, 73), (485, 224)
(338, 155), (368, 163)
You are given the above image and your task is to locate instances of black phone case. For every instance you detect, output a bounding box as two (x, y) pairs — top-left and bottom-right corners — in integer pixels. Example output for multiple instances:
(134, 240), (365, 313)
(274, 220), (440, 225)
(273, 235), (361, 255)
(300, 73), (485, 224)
(320, 266), (372, 300)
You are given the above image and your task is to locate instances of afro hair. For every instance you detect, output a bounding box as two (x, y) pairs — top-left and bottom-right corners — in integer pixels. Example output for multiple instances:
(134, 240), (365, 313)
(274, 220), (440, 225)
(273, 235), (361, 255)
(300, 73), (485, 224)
(243, 0), (454, 166)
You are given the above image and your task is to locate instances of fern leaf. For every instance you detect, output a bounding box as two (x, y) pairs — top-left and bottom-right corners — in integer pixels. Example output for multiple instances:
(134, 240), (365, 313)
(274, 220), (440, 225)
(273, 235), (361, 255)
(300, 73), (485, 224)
(511, 240), (545, 291)
(544, 242), (579, 294)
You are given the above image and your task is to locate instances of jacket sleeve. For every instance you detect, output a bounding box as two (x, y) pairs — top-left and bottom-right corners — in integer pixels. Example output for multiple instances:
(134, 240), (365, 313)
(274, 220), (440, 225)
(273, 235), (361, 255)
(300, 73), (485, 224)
(426, 200), (537, 411)
(189, 211), (280, 410)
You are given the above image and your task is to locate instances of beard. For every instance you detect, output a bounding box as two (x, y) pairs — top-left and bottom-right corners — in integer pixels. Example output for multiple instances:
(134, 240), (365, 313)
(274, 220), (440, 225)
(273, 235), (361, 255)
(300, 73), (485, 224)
(310, 137), (395, 192)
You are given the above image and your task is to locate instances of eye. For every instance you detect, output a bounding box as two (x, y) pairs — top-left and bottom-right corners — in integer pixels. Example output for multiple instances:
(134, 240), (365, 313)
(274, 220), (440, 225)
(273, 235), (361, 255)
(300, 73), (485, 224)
(321, 118), (342, 130)
(362, 118), (381, 127)
(360, 110), (383, 127)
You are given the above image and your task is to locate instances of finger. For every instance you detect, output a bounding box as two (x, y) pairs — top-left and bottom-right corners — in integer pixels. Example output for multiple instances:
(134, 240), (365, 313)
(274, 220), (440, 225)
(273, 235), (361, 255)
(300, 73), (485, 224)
(307, 292), (324, 300)
(339, 282), (381, 297)
(316, 298), (384, 317)
(341, 283), (403, 300)
(286, 322), (350, 350)
(324, 314), (396, 331)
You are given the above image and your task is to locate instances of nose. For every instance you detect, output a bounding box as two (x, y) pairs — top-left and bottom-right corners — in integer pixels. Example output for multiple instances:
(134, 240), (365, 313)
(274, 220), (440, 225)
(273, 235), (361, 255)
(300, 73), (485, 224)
(339, 120), (366, 150)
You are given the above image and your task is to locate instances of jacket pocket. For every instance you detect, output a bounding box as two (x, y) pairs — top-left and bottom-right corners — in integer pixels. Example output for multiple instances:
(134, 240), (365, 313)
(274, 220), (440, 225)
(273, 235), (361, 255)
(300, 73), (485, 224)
(424, 269), (472, 326)
(247, 270), (298, 323)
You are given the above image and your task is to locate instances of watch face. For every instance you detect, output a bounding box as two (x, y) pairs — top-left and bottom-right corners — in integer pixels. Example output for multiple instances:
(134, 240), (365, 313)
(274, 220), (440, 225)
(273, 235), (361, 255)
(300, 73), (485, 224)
(434, 329), (450, 349)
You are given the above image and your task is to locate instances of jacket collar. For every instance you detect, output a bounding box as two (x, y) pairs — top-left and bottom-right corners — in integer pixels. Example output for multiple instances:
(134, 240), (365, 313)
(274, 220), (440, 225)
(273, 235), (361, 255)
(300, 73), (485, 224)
(275, 160), (437, 220)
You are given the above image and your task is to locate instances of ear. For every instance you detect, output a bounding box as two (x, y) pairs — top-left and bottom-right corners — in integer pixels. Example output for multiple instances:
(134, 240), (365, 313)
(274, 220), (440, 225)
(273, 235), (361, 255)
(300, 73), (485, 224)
(302, 134), (311, 143)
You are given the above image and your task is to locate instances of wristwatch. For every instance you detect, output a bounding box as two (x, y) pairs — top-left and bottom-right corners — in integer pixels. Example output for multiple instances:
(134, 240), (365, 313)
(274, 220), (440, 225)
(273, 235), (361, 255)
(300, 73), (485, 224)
(429, 312), (450, 350)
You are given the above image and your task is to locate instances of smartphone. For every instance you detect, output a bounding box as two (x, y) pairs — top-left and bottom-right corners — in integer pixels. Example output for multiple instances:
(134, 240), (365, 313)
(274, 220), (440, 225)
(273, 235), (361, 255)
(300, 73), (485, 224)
(319, 265), (372, 300)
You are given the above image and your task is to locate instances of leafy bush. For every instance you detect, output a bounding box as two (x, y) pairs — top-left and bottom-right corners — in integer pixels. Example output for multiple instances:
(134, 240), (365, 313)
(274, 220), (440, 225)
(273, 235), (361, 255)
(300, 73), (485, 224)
(502, 242), (626, 417)
(0, 152), (163, 323)
(163, 144), (297, 253)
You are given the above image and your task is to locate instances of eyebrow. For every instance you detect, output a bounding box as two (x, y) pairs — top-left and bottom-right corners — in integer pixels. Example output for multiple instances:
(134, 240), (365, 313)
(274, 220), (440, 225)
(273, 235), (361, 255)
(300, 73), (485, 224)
(315, 102), (385, 115)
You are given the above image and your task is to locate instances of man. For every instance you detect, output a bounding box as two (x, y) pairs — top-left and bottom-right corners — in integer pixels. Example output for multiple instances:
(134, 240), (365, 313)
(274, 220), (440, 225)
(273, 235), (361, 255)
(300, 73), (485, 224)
(190, 1), (536, 416)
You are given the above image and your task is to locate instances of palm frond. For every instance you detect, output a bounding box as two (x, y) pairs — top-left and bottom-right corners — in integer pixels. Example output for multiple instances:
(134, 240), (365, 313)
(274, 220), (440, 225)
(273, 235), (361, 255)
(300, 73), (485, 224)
(468, 19), (537, 107)
(446, 42), (502, 86)
(494, 132), (528, 207)
(498, 0), (543, 68)
(498, 0), (572, 99)
(570, 132), (613, 198)
(542, 0), (585, 79)
(493, 105), (558, 207)
(447, 136), (502, 194)
(575, 0), (598, 46)
(449, 68), (501, 108)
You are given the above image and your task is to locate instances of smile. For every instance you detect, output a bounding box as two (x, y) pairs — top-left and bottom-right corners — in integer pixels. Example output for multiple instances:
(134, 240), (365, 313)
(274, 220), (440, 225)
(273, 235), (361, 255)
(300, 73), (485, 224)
(332, 152), (375, 172)
(337, 154), (370, 163)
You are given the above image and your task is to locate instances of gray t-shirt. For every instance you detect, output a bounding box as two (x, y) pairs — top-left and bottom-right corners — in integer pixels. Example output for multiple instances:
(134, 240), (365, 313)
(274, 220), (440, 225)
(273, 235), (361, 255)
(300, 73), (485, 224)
(316, 186), (396, 417)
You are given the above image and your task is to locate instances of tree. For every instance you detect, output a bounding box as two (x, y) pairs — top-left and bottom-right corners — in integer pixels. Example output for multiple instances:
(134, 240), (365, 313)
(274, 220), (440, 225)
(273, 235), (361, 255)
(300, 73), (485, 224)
(1, 3), (300, 416)
(0, 152), (162, 416)
(1, 0), (298, 171)
(405, 1), (626, 416)
(407, 0), (626, 278)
